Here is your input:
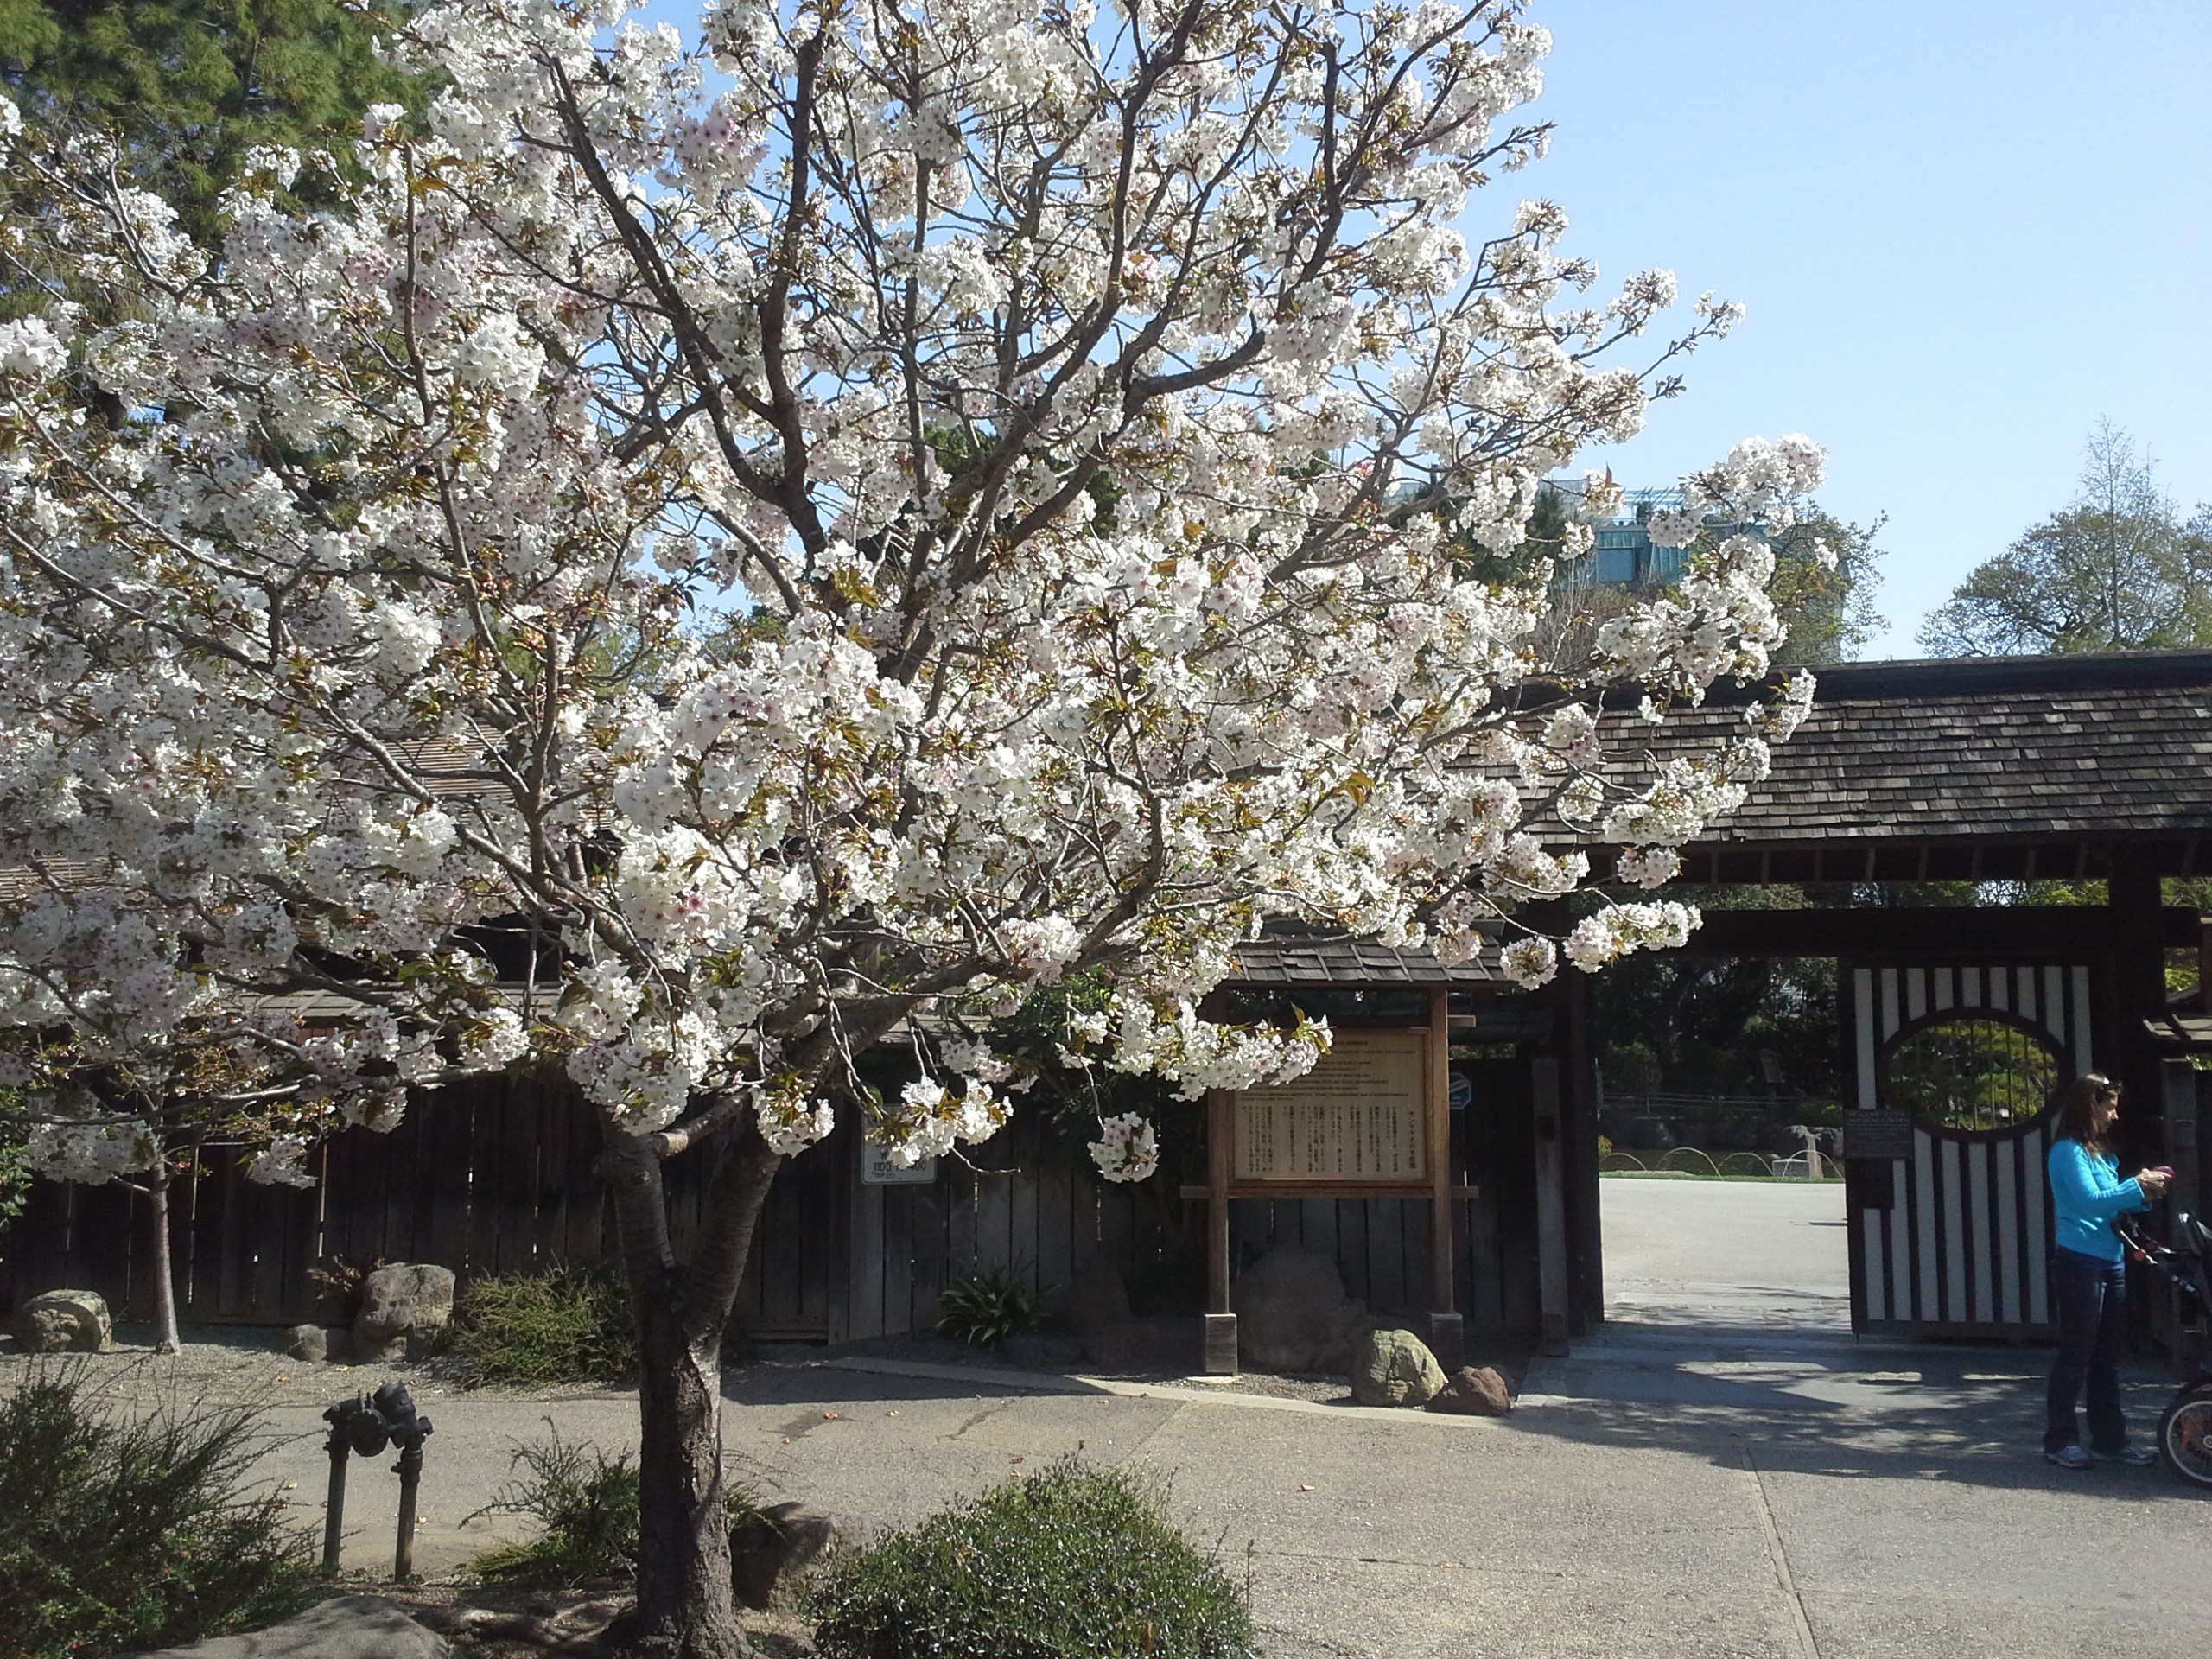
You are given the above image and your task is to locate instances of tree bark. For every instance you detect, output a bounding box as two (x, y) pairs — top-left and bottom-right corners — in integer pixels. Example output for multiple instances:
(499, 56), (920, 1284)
(147, 1156), (181, 1354)
(605, 1122), (783, 1659)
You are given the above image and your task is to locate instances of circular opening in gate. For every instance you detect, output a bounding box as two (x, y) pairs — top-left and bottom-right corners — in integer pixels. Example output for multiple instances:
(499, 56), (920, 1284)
(1882, 1014), (2061, 1133)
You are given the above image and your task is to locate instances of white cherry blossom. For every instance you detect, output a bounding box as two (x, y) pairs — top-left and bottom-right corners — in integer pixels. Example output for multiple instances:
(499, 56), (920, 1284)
(0, 8), (1822, 1639)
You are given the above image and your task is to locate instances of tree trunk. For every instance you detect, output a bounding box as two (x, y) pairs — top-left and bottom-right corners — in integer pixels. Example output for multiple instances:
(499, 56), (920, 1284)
(147, 1158), (181, 1354)
(605, 1122), (783, 1659)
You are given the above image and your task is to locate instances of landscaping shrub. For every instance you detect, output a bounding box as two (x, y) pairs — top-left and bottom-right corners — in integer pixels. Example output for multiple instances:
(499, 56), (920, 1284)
(466, 1427), (642, 1583)
(937, 1266), (1040, 1349)
(447, 1262), (637, 1388)
(810, 1456), (1256, 1659)
(0, 1363), (312, 1658)
(466, 1425), (769, 1586)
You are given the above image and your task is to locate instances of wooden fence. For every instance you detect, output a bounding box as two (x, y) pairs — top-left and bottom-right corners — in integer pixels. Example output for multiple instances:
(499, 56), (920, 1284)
(3, 1056), (1546, 1344)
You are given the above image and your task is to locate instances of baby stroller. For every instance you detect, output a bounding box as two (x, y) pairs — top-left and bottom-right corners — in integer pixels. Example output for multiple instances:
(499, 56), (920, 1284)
(2120, 1210), (2212, 1488)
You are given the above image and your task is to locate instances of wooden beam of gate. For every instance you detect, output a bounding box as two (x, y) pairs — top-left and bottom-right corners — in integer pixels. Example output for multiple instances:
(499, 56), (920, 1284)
(1673, 906), (2199, 958)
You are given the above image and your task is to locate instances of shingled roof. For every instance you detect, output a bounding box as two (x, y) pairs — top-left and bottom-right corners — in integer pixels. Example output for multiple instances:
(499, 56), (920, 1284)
(1617, 649), (2212, 882)
(1224, 928), (1503, 986)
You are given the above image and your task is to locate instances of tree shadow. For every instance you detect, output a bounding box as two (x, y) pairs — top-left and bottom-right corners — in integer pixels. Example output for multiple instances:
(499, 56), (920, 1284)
(1509, 1343), (2202, 1503)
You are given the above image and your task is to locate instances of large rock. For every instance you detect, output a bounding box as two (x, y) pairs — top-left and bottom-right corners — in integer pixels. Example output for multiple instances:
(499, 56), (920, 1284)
(730, 1501), (838, 1610)
(1427, 1363), (1513, 1416)
(1062, 1255), (1132, 1338)
(1232, 1246), (1369, 1373)
(126, 1593), (448, 1657)
(13, 1288), (111, 1353)
(352, 1264), (454, 1363)
(1351, 1327), (1446, 1408)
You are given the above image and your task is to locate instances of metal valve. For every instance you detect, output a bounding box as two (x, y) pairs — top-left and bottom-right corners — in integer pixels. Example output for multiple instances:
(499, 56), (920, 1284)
(320, 1382), (435, 1579)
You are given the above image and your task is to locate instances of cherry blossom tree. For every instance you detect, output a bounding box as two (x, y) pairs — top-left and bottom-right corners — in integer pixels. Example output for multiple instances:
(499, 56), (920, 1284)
(0, 880), (497, 1351)
(0, 0), (1822, 1650)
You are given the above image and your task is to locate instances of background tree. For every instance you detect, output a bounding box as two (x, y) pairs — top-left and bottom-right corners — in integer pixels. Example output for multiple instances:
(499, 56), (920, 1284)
(0, 0), (423, 246)
(0, 897), (496, 1351)
(1921, 421), (2212, 656)
(0, 2), (1821, 1651)
(1769, 508), (1884, 665)
(1592, 883), (1841, 1141)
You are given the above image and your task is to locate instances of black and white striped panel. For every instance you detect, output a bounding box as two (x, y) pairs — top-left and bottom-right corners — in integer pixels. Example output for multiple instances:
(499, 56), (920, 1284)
(1851, 963), (2092, 1332)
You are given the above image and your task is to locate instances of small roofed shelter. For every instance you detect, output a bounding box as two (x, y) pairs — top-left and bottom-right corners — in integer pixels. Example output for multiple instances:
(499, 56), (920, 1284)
(1583, 649), (2212, 1339)
(1197, 931), (1603, 1371)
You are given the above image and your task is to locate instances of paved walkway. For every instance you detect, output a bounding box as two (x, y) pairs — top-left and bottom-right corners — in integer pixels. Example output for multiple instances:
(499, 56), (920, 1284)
(1598, 1173), (1852, 1333)
(39, 1179), (2212, 1656)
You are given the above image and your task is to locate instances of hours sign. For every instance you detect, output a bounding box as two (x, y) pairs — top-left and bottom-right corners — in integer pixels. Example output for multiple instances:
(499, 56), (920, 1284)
(1232, 1030), (1429, 1182)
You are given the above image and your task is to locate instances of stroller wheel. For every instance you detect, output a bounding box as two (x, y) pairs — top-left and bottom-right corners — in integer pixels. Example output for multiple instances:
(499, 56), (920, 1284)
(2160, 1384), (2212, 1489)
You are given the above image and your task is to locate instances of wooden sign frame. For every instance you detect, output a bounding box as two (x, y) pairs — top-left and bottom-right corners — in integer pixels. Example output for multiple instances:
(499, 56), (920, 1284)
(1186, 988), (1476, 1373)
(1231, 1029), (1431, 1185)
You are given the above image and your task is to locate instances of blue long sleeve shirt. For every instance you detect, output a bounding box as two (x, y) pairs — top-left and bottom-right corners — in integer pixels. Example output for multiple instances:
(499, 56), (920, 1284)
(2047, 1138), (2147, 1262)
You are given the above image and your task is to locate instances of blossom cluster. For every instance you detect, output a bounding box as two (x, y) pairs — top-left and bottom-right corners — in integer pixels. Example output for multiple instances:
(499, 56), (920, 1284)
(1089, 1113), (1161, 1185)
(877, 1077), (1010, 1168)
(0, 0), (1821, 1194)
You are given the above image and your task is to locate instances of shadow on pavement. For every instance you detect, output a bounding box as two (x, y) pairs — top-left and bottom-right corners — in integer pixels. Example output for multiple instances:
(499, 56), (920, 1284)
(1513, 1321), (2201, 1503)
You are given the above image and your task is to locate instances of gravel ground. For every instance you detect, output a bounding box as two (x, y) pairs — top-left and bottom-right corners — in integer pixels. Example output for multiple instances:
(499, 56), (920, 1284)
(0, 1321), (1525, 1419)
(0, 1319), (628, 1411)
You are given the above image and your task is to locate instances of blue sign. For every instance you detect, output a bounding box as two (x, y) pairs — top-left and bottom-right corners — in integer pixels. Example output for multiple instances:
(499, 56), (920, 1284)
(1447, 1071), (1473, 1112)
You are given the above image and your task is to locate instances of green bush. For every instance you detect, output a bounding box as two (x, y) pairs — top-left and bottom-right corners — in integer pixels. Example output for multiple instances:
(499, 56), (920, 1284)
(810, 1456), (1256, 1659)
(0, 1363), (313, 1658)
(0, 1135), (30, 1280)
(937, 1267), (1039, 1349)
(466, 1425), (768, 1586)
(466, 1427), (642, 1583)
(0, 1135), (29, 1230)
(448, 1262), (637, 1388)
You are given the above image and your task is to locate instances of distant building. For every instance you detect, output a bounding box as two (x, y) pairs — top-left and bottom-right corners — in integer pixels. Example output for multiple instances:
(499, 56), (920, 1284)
(1578, 486), (1693, 588)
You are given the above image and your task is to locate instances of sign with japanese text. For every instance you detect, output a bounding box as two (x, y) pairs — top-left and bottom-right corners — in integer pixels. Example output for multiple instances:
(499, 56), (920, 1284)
(1232, 1030), (1428, 1182)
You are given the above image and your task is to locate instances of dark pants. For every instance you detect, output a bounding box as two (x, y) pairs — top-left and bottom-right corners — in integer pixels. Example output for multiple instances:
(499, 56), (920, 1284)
(2044, 1247), (2130, 1455)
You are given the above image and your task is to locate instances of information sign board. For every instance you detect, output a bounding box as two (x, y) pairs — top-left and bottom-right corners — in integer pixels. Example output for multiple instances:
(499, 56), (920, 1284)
(1232, 1030), (1428, 1182)
(861, 1147), (938, 1185)
(1842, 1109), (1915, 1162)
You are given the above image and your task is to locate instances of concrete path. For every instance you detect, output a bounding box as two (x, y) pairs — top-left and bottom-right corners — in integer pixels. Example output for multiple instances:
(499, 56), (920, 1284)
(287, 1348), (2196, 1659)
(1599, 1173), (1852, 1333)
(49, 1178), (2212, 1656)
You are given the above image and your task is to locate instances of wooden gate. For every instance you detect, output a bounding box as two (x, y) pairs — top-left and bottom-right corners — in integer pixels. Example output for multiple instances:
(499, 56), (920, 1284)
(1845, 961), (2100, 1338)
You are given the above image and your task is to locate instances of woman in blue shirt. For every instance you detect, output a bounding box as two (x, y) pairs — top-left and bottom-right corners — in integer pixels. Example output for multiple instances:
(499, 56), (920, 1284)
(2044, 1072), (2171, 1468)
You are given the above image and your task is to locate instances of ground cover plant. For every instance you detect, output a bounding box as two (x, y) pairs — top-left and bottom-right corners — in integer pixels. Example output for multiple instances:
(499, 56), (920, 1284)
(447, 1262), (639, 1389)
(0, 1363), (311, 1658)
(810, 1456), (1255, 1659)
(467, 1427), (646, 1584)
(468, 1427), (771, 1588)
(938, 1267), (1042, 1349)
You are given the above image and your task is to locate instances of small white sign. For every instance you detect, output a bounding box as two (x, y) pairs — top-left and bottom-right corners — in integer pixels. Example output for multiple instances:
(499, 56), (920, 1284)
(862, 1146), (938, 1185)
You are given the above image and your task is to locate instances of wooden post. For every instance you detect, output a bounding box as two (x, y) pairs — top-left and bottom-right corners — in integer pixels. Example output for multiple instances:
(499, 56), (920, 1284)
(2162, 1057), (2202, 1230)
(1426, 988), (1463, 1367)
(1531, 1057), (1570, 1357)
(1201, 1087), (1237, 1374)
(2109, 859), (2165, 1162)
(2199, 912), (2212, 1023)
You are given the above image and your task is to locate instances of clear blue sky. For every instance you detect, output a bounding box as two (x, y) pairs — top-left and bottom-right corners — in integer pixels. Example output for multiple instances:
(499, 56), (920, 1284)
(636, 0), (2211, 658)
(1529, 0), (2212, 657)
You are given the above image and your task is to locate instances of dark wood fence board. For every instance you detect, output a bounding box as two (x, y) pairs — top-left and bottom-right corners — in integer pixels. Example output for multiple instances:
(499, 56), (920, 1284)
(906, 1181), (946, 1335)
(849, 1168), (885, 1342)
(1009, 1155), (1039, 1281)
(3, 1048), (1553, 1345)
(1037, 1160), (1076, 1296)
(948, 1161), (978, 1279)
